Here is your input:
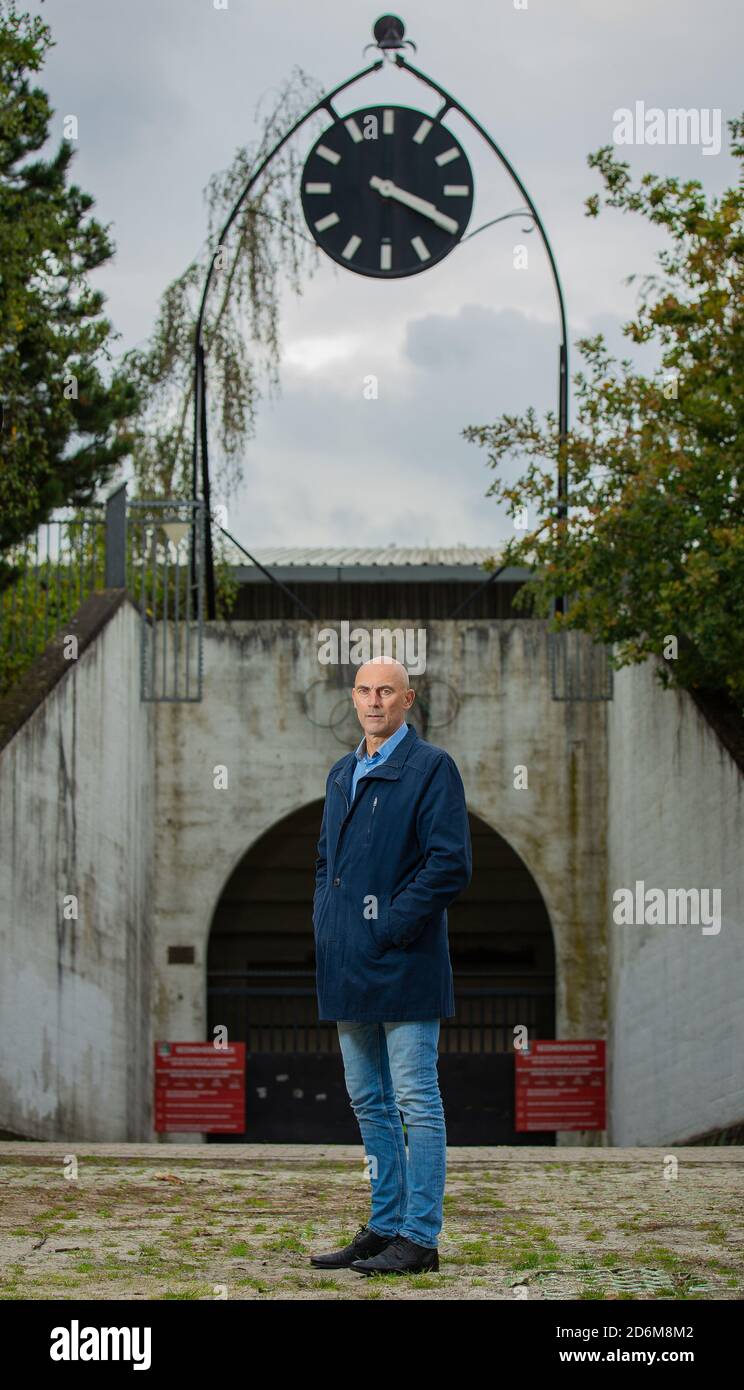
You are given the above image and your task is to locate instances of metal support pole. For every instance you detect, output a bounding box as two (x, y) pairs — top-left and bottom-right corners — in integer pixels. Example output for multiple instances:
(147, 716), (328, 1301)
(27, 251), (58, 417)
(198, 344), (217, 620)
(104, 481), (127, 588)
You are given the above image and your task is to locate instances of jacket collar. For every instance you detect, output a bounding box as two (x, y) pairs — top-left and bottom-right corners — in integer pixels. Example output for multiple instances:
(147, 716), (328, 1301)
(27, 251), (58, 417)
(336, 723), (418, 805)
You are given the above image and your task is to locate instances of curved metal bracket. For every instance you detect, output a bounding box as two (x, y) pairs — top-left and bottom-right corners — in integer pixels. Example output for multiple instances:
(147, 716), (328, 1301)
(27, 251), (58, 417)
(192, 58), (383, 617)
(460, 207), (536, 243)
(390, 52), (569, 618)
(192, 25), (569, 622)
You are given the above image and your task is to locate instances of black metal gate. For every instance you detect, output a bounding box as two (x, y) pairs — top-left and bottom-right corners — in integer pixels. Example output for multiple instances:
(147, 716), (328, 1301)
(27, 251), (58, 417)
(207, 971), (555, 1145)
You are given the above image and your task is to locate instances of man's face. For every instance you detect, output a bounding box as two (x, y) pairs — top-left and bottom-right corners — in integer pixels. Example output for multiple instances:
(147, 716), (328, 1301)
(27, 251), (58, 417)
(351, 661), (415, 742)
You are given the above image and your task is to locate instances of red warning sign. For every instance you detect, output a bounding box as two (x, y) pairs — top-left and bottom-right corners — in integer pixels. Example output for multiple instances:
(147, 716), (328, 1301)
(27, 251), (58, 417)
(154, 1041), (245, 1133)
(515, 1040), (606, 1131)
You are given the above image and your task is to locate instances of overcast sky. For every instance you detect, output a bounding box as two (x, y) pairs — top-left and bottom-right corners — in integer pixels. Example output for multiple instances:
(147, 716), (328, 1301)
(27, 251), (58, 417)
(29, 0), (741, 549)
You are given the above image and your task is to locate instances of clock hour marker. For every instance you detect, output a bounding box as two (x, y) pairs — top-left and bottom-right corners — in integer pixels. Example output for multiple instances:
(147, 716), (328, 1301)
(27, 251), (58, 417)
(380, 242), (392, 270)
(316, 144), (341, 165)
(435, 146), (460, 166)
(342, 234), (362, 260)
(314, 212), (340, 232)
(443, 185), (470, 196)
(383, 109), (395, 135)
(305, 182), (332, 194)
(411, 236), (431, 261)
(413, 119), (432, 144)
(345, 118), (363, 143)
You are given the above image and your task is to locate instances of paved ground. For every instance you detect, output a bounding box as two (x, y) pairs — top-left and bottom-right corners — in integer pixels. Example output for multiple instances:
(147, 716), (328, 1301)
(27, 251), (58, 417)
(0, 1143), (741, 1301)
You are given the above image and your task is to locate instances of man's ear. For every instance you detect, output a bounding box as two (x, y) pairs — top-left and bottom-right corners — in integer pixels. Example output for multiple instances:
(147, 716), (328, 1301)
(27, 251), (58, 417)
(405, 689), (415, 708)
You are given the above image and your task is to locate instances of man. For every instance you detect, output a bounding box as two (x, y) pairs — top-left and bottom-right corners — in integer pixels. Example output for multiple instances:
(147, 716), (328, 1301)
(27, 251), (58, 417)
(309, 656), (472, 1276)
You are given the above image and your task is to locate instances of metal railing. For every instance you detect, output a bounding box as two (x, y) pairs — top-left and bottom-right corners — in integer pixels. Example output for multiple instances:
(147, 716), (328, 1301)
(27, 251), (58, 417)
(207, 970), (555, 1055)
(0, 509), (106, 697)
(549, 628), (614, 701)
(125, 496), (204, 702)
(0, 483), (205, 703)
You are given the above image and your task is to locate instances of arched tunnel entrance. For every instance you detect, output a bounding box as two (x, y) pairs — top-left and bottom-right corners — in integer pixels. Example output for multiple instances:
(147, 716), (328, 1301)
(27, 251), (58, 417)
(207, 803), (556, 1145)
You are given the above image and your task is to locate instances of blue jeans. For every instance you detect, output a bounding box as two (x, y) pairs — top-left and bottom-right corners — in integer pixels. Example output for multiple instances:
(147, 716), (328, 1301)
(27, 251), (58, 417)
(336, 1019), (446, 1248)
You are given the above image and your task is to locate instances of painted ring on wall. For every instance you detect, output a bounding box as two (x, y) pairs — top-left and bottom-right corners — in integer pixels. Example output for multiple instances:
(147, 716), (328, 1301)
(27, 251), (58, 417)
(301, 675), (461, 748)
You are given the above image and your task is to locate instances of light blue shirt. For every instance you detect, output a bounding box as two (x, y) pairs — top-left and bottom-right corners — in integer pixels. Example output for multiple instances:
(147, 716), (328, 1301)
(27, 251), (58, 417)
(351, 720), (409, 801)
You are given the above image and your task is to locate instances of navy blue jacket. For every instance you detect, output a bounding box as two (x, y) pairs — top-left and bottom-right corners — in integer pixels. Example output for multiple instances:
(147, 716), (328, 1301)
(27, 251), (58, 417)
(313, 723), (472, 1021)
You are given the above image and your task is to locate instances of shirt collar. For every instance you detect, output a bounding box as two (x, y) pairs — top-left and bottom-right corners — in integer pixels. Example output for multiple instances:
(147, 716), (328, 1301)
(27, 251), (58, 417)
(354, 720), (409, 764)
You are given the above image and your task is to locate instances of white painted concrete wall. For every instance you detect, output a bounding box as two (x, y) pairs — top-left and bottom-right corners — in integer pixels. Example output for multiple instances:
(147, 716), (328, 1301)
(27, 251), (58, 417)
(607, 659), (744, 1144)
(0, 600), (155, 1140)
(153, 618), (610, 1145)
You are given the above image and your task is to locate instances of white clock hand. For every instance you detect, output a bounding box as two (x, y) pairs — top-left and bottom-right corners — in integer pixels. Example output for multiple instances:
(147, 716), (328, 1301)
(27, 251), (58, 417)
(369, 175), (459, 235)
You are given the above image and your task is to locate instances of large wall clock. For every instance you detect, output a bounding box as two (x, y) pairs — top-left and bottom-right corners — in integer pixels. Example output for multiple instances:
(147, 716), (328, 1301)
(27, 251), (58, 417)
(301, 104), (474, 278)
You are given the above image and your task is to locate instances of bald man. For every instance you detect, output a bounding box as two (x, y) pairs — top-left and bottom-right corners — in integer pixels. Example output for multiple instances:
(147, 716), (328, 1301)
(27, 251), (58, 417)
(309, 657), (472, 1277)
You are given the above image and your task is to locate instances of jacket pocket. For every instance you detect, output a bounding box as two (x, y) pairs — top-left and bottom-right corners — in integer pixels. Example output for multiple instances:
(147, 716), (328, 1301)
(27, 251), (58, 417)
(368, 894), (393, 955)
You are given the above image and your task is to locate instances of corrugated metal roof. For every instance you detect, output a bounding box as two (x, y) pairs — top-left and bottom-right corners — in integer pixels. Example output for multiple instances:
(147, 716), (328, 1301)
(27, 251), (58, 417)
(226, 545), (503, 568)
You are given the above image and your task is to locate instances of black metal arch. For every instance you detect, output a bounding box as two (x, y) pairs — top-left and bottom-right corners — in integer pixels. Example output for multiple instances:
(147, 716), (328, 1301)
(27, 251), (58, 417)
(192, 20), (568, 620)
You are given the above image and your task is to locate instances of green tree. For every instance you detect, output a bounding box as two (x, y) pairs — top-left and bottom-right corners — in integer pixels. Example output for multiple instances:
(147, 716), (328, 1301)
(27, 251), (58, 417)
(465, 116), (744, 704)
(0, 0), (138, 558)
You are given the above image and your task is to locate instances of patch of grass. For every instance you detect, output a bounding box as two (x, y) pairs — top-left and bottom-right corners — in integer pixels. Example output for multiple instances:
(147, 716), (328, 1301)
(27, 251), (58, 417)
(506, 1249), (547, 1271)
(631, 1245), (681, 1269)
(263, 1234), (306, 1253)
(447, 1237), (499, 1267)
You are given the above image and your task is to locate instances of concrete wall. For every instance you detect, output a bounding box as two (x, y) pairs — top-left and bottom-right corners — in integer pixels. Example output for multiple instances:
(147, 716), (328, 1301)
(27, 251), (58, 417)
(153, 618), (609, 1144)
(607, 659), (744, 1144)
(0, 599), (155, 1140)
(4, 603), (741, 1147)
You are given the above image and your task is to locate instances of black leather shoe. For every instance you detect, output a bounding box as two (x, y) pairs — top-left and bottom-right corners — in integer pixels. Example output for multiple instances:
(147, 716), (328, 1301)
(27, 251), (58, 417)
(350, 1234), (439, 1275)
(309, 1223), (395, 1269)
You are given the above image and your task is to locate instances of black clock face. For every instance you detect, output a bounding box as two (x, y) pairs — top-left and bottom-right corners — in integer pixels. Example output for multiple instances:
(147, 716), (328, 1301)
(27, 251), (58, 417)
(301, 104), (474, 278)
